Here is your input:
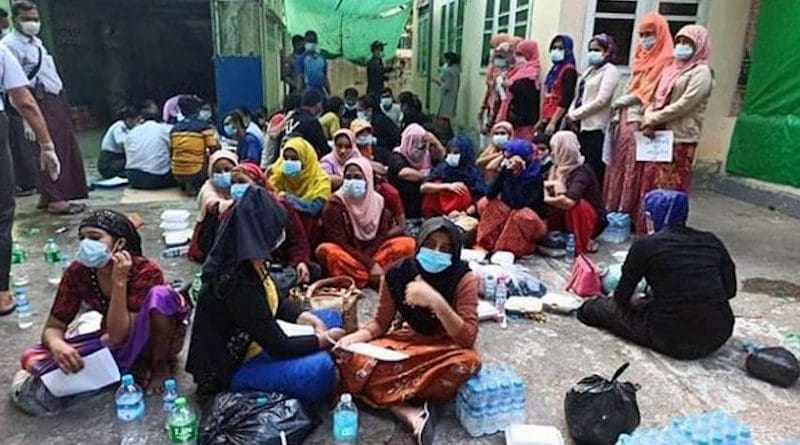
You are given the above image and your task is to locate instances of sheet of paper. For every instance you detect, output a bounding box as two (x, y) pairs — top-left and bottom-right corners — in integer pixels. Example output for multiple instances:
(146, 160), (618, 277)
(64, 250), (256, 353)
(41, 348), (120, 397)
(342, 342), (410, 362)
(478, 299), (500, 321)
(93, 176), (129, 188)
(634, 130), (673, 162)
(277, 320), (315, 338)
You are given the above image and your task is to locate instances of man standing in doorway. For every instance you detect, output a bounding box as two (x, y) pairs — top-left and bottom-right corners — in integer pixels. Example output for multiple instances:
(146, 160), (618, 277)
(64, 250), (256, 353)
(0, 41), (61, 316)
(366, 40), (393, 98)
(2, 1), (87, 215)
(300, 30), (330, 96)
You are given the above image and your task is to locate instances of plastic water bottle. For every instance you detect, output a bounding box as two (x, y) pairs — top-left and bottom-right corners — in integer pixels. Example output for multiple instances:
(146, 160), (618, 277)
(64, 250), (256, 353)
(565, 233), (576, 262)
(162, 378), (179, 413)
(168, 397), (198, 444)
(116, 374), (145, 444)
(13, 274), (32, 329)
(43, 238), (62, 285)
(11, 242), (27, 264)
(484, 273), (496, 301)
(495, 276), (508, 329)
(189, 273), (203, 305)
(333, 393), (359, 444)
(162, 246), (189, 258)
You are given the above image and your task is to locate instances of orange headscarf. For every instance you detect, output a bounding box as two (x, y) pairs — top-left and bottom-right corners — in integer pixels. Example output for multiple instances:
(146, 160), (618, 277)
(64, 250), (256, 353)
(628, 12), (674, 106)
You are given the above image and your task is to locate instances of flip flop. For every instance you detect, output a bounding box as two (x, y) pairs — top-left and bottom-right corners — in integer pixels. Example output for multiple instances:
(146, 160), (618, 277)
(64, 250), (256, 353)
(0, 303), (17, 317)
(48, 203), (86, 215)
(415, 402), (438, 445)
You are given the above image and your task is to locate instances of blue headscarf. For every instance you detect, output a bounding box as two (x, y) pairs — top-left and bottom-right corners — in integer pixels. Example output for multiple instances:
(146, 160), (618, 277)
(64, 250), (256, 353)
(545, 34), (576, 90)
(428, 135), (487, 196)
(644, 189), (689, 232)
(503, 138), (541, 180)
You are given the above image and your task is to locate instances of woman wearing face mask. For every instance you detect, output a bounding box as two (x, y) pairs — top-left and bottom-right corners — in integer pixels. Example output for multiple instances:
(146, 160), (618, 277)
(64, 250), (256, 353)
(476, 139), (548, 257)
(496, 39), (542, 140)
(188, 151), (239, 263)
(544, 131), (606, 255)
(320, 129), (362, 190)
(536, 35), (578, 135)
(187, 186), (345, 403)
(637, 25), (713, 230)
(479, 35), (515, 134)
(421, 135), (486, 218)
(476, 121), (513, 182)
(567, 34), (621, 185)
(12, 210), (190, 415)
(605, 12), (673, 221)
(317, 158), (416, 289)
(578, 190), (736, 360)
(335, 218), (481, 445)
(388, 124), (447, 219)
(224, 112), (262, 165)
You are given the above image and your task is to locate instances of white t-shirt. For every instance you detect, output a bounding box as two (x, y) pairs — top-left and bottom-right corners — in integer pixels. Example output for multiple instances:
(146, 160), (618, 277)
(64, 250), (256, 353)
(0, 43), (30, 112)
(124, 120), (173, 175)
(100, 120), (129, 154)
(246, 121), (265, 147)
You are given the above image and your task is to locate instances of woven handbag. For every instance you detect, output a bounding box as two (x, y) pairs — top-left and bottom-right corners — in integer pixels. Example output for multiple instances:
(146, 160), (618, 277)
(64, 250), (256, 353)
(289, 276), (361, 333)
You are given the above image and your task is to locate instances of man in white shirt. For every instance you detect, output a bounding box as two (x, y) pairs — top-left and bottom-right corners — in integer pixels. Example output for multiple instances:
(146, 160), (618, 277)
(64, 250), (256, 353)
(1, 1), (87, 215)
(0, 41), (60, 316)
(124, 112), (176, 190)
(236, 107), (265, 147)
(97, 106), (140, 179)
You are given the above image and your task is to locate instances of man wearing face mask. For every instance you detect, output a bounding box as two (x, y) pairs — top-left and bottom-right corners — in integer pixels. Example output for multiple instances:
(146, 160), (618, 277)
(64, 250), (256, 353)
(299, 30), (330, 96)
(380, 87), (402, 127)
(224, 112), (262, 166)
(2, 1), (87, 215)
(367, 41), (394, 98)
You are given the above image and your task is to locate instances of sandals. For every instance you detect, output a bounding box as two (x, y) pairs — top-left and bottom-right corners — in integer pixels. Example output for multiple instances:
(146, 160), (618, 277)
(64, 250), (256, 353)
(415, 402), (438, 445)
(0, 303), (17, 317)
(47, 203), (86, 215)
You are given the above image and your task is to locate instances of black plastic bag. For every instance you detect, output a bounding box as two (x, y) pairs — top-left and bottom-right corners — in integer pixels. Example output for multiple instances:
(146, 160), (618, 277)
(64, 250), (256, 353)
(564, 363), (641, 445)
(199, 392), (319, 445)
(746, 347), (800, 388)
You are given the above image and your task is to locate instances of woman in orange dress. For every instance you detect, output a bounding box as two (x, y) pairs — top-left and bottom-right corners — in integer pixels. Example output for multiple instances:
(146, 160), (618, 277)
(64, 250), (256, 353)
(335, 218), (481, 445)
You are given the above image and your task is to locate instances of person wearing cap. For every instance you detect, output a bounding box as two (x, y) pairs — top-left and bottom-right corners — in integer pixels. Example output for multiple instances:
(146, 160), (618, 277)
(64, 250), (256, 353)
(367, 40), (393, 97)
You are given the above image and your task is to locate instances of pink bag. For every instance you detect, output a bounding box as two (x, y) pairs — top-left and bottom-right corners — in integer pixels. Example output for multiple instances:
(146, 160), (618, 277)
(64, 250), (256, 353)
(565, 255), (603, 298)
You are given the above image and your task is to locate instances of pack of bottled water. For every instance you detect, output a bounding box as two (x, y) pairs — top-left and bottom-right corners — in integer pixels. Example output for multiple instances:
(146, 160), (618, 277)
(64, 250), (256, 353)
(599, 212), (632, 244)
(616, 410), (753, 445)
(456, 365), (526, 437)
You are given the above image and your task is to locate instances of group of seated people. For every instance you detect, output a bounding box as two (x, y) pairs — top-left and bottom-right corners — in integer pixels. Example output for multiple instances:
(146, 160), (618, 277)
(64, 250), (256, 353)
(17, 83), (736, 445)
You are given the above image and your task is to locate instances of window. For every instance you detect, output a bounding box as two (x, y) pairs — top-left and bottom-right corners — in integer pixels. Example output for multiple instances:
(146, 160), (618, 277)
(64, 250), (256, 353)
(585, 0), (706, 66)
(417, 3), (431, 75)
(439, 0), (465, 58)
(481, 0), (530, 67)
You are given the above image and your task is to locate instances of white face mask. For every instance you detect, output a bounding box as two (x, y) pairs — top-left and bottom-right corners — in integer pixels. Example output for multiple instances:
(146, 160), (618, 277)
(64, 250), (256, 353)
(640, 36), (656, 51)
(198, 110), (213, 121)
(550, 49), (565, 63)
(492, 134), (509, 147)
(674, 43), (694, 61)
(19, 20), (41, 37)
(380, 97), (393, 110)
(445, 153), (461, 167)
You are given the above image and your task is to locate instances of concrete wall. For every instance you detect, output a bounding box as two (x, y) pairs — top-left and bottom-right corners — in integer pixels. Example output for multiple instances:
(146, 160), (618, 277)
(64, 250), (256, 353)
(408, 0), (752, 165)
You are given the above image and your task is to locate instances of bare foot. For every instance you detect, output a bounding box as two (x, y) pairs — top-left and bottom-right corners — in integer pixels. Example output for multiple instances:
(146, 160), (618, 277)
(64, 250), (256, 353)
(0, 291), (15, 314)
(145, 363), (171, 396)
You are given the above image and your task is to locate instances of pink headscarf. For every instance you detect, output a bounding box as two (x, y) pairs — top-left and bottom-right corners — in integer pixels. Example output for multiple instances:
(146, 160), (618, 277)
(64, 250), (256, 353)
(497, 39), (541, 122)
(334, 157), (385, 241)
(321, 129), (362, 176)
(394, 124), (431, 172)
(653, 25), (711, 110)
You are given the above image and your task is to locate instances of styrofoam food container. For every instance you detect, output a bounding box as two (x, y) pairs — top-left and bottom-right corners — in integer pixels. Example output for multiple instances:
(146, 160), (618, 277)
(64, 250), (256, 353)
(160, 209), (191, 222)
(505, 424), (564, 445)
(490, 251), (515, 267)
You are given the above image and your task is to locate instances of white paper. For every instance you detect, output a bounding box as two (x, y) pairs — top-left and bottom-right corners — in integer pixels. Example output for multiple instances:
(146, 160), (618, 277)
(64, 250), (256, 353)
(41, 348), (120, 397)
(277, 320), (315, 338)
(93, 176), (129, 188)
(505, 424), (565, 445)
(478, 299), (500, 321)
(635, 130), (674, 163)
(342, 342), (410, 362)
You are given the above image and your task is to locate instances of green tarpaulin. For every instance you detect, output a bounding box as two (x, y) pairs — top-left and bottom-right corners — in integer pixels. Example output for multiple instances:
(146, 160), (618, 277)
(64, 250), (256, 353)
(285, 0), (411, 65)
(727, 0), (800, 187)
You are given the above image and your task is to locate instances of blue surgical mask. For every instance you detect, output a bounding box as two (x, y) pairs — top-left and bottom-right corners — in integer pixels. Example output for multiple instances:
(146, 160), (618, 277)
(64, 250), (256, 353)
(342, 179), (367, 198)
(224, 124), (236, 138)
(445, 153), (461, 167)
(641, 36), (656, 51)
(416, 247), (452, 274)
(587, 50), (605, 66)
(76, 239), (111, 269)
(550, 49), (565, 63)
(198, 110), (213, 121)
(305, 42), (317, 53)
(494, 58), (507, 69)
(674, 43), (694, 61)
(230, 183), (250, 201)
(212, 172), (231, 189)
(493, 134), (509, 147)
(356, 134), (374, 146)
(282, 160), (303, 177)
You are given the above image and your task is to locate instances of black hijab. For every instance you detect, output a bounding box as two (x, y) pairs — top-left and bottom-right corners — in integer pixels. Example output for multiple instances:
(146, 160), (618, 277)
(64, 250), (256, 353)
(203, 186), (287, 290)
(384, 217), (470, 335)
(79, 209), (143, 256)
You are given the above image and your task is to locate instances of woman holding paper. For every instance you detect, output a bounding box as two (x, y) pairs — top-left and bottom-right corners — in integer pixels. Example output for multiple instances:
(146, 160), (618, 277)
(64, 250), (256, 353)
(12, 210), (190, 415)
(186, 186), (345, 404)
(637, 25), (713, 231)
(335, 218), (481, 445)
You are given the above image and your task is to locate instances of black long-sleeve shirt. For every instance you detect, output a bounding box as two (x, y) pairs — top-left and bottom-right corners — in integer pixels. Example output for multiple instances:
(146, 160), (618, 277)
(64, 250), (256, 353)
(284, 108), (330, 158)
(508, 78), (541, 127)
(486, 167), (546, 214)
(615, 226), (737, 308)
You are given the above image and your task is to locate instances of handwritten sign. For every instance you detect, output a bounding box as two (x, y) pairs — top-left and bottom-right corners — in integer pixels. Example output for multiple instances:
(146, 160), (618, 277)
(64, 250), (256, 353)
(635, 130), (674, 163)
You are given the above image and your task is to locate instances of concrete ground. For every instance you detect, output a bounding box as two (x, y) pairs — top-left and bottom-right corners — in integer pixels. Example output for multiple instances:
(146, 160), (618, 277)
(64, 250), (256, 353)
(1, 131), (799, 444)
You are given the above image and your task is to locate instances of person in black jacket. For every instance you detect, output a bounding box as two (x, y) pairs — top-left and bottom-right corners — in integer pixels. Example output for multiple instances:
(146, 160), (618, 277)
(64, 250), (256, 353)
(366, 40), (393, 97)
(358, 94), (400, 153)
(283, 89), (329, 158)
(578, 189), (736, 360)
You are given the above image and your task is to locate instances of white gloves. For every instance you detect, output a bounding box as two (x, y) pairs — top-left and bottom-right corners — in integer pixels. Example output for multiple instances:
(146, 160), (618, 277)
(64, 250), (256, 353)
(39, 142), (61, 182)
